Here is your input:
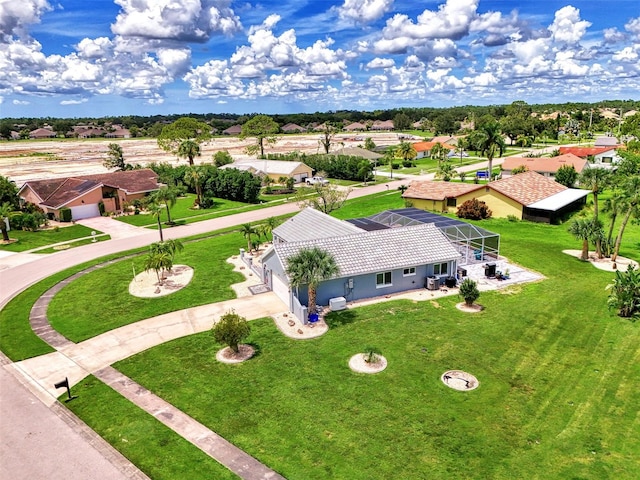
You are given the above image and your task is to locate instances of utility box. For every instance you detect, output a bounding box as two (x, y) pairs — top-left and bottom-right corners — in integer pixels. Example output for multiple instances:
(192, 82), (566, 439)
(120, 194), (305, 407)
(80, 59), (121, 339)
(329, 296), (347, 311)
(485, 263), (496, 278)
(426, 276), (439, 290)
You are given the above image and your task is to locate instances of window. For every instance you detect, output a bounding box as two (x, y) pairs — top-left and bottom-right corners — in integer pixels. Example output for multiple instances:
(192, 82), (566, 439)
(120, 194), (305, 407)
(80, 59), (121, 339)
(376, 271), (392, 287)
(446, 197), (457, 207)
(403, 267), (416, 276)
(433, 263), (448, 275)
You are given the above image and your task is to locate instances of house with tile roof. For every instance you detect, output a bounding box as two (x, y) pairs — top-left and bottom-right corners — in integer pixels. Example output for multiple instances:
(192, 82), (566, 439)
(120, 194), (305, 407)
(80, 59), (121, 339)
(222, 125), (242, 135)
(558, 146), (621, 168)
(18, 169), (160, 220)
(29, 128), (57, 139)
(261, 211), (461, 319)
(344, 122), (367, 132)
(281, 123), (307, 133)
(402, 171), (588, 223)
(222, 159), (312, 183)
(412, 141), (456, 159)
(501, 153), (588, 178)
(370, 120), (395, 131)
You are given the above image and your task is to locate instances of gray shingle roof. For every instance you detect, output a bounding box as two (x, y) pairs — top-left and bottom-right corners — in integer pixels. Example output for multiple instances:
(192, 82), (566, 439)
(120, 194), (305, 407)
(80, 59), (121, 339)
(273, 208), (364, 242)
(275, 223), (461, 278)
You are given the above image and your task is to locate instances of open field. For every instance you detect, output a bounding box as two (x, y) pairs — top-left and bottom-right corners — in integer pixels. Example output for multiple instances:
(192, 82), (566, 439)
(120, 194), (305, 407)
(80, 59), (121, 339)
(0, 133), (407, 184)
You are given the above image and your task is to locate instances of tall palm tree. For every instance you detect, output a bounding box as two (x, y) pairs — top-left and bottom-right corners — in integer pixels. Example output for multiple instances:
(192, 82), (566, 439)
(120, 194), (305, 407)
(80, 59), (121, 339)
(177, 140), (201, 166)
(579, 168), (611, 258)
(150, 187), (178, 225)
(147, 202), (164, 242)
(184, 165), (205, 206)
(285, 247), (339, 315)
(478, 122), (505, 182)
(0, 202), (13, 242)
(149, 239), (184, 261)
(144, 251), (173, 285)
(611, 176), (640, 262)
(602, 194), (624, 246)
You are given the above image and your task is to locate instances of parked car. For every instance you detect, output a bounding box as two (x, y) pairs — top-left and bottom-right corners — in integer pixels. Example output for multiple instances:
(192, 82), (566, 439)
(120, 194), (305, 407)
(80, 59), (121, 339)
(306, 176), (329, 185)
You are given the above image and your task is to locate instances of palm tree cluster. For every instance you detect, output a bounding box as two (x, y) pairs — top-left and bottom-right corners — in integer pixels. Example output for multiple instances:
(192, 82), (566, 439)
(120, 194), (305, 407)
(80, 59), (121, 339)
(143, 239), (184, 285)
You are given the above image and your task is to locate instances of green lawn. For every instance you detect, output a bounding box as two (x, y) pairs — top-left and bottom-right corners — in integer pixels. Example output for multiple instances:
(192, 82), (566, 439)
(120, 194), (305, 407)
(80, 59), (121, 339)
(47, 232), (246, 342)
(0, 224), (108, 252)
(68, 216), (639, 480)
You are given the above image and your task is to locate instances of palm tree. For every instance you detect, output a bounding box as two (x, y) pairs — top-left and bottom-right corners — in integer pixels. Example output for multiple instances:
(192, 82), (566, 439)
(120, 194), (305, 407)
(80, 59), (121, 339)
(611, 176), (640, 262)
(149, 239), (184, 261)
(478, 122), (505, 182)
(579, 168), (611, 258)
(430, 143), (447, 165)
(144, 250), (173, 285)
(240, 223), (257, 252)
(184, 165), (205, 206)
(147, 202), (164, 242)
(602, 194), (624, 246)
(150, 187), (178, 225)
(177, 140), (201, 166)
(0, 202), (13, 242)
(285, 247), (339, 316)
(395, 141), (417, 165)
(568, 217), (596, 261)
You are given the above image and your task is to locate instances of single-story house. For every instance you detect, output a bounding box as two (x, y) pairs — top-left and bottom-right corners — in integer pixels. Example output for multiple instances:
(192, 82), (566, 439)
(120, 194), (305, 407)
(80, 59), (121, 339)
(558, 146), (621, 168)
(370, 120), (395, 131)
(402, 171), (589, 223)
(430, 136), (459, 146)
(29, 128), (57, 139)
(344, 122), (367, 132)
(105, 128), (131, 138)
(501, 153), (588, 178)
(18, 169), (161, 220)
(334, 146), (384, 162)
(222, 125), (242, 135)
(281, 123), (307, 133)
(223, 160), (312, 183)
(261, 208), (462, 319)
(594, 136), (620, 147)
(412, 141), (456, 159)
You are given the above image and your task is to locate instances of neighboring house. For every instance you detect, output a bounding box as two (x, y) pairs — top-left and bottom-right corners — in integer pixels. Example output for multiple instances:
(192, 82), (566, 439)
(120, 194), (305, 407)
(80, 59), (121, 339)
(281, 123), (307, 133)
(105, 128), (131, 138)
(344, 122), (367, 132)
(77, 128), (106, 138)
(501, 153), (588, 178)
(430, 136), (459, 146)
(402, 171), (589, 223)
(412, 141), (455, 159)
(334, 146), (384, 162)
(558, 146), (621, 168)
(222, 125), (242, 135)
(18, 169), (160, 220)
(594, 136), (620, 147)
(223, 160), (312, 183)
(370, 120), (395, 131)
(29, 128), (57, 139)
(261, 208), (462, 320)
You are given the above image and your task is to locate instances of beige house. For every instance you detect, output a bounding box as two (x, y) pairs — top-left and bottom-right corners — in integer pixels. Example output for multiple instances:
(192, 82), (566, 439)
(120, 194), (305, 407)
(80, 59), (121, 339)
(501, 154), (588, 178)
(18, 169), (160, 220)
(402, 171), (588, 223)
(224, 160), (312, 183)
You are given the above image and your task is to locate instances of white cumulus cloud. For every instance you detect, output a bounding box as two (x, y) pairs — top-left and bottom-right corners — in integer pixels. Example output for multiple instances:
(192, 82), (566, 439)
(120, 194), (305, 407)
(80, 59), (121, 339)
(336, 0), (394, 24)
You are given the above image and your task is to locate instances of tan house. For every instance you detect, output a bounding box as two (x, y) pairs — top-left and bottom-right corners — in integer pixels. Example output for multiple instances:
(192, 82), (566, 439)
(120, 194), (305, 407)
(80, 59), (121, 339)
(222, 125), (242, 135)
(344, 122), (367, 132)
(402, 171), (588, 223)
(29, 128), (57, 139)
(370, 120), (395, 131)
(18, 169), (160, 220)
(501, 153), (588, 178)
(223, 160), (312, 183)
(281, 123), (307, 133)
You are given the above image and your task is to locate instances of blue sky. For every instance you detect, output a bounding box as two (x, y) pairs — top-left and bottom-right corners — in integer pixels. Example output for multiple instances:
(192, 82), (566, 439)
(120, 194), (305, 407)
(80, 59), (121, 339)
(1, 0), (639, 118)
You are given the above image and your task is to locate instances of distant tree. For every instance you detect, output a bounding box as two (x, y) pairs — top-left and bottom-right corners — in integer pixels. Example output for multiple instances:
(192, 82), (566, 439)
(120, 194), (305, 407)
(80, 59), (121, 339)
(103, 143), (132, 171)
(212, 310), (251, 354)
(213, 150), (233, 167)
(393, 112), (411, 131)
(364, 137), (376, 151)
(285, 247), (339, 315)
(53, 120), (73, 137)
(555, 164), (578, 187)
(157, 117), (212, 166)
(296, 183), (351, 214)
(240, 115), (280, 157)
(433, 113), (460, 135)
(0, 121), (13, 140)
(318, 122), (340, 154)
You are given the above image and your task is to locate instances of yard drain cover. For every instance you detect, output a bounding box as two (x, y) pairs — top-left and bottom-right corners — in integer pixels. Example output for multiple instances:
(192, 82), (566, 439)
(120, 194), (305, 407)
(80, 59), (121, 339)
(441, 370), (479, 391)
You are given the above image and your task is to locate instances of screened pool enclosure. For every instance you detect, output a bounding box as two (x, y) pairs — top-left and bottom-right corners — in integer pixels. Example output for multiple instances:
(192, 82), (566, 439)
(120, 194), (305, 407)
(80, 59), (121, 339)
(347, 208), (500, 265)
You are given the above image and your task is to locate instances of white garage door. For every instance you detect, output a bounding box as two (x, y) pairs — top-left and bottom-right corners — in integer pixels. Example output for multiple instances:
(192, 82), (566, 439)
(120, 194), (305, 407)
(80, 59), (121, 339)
(271, 273), (291, 309)
(70, 204), (100, 220)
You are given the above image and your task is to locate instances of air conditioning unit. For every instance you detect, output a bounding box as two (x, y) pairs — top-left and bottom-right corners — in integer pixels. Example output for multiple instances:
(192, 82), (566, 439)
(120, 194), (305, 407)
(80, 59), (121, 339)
(329, 296), (347, 311)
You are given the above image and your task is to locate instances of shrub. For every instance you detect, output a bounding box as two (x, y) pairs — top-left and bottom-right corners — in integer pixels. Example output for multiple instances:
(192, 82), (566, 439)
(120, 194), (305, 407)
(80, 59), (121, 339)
(402, 160), (414, 168)
(59, 207), (72, 222)
(459, 278), (480, 306)
(98, 201), (105, 215)
(456, 199), (492, 220)
(606, 265), (640, 319)
(507, 214), (519, 222)
(212, 310), (251, 353)
(363, 347), (382, 364)
(391, 162), (400, 170)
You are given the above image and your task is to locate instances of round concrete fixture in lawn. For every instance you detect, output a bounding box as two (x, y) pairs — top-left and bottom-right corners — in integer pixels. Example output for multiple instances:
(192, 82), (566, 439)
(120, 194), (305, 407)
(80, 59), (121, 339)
(441, 370), (479, 391)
